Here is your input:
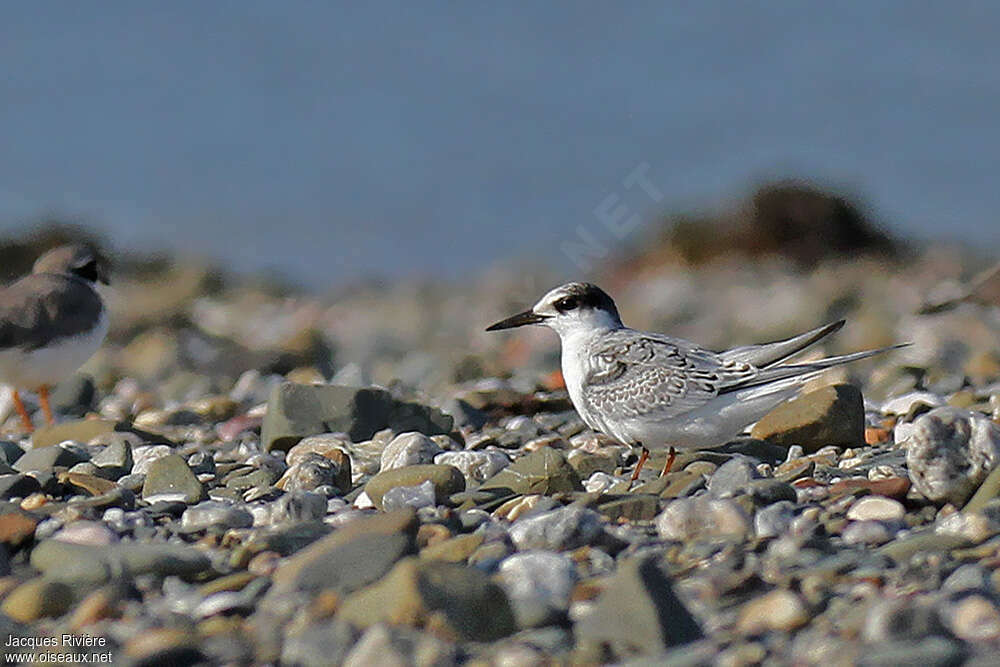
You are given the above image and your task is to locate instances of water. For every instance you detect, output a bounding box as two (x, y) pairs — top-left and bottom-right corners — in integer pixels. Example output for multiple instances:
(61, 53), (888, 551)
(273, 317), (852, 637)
(1, 3), (997, 287)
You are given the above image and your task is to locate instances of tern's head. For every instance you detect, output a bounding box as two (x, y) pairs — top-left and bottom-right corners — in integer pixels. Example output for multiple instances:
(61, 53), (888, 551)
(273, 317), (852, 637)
(33, 244), (111, 285)
(486, 282), (623, 336)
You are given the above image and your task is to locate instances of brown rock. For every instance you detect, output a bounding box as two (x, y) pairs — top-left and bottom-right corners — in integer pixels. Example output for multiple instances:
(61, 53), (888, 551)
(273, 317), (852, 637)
(751, 384), (865, 452)
(1, 578), (74, 622)
(58, 472), (118, 496)
(0, 512), (38, 550)
(829, 477), (910, 500)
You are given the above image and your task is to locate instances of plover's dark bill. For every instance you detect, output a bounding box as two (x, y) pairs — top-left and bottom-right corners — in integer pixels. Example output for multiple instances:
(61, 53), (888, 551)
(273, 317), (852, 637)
(0, 244), (110, 432)
(487, 281), (906, 480)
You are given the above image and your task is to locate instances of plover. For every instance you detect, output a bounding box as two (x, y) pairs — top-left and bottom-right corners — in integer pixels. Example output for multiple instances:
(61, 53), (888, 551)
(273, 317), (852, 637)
(0, 244), (110, 432)
(487, 282), (903, 479)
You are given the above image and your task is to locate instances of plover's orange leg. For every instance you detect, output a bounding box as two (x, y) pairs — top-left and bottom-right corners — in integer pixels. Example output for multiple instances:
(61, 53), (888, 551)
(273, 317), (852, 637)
(38, 385), (54, 426)
(659, 446), (677, 477)
(12, 390), (33, 432)
(629, 445), (650, 484)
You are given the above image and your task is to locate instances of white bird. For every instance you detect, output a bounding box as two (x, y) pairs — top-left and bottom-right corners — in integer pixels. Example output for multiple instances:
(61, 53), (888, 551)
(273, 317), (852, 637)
(0, 245), (110, 432)
(487, 282), (903, 479)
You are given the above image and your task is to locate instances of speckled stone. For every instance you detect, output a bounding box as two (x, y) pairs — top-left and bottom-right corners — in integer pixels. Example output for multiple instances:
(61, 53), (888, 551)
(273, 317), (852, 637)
(905, 407), (1000, 505)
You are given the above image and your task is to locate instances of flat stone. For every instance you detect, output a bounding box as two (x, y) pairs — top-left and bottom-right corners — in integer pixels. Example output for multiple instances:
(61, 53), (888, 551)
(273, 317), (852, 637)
(261, 383), (453, 452)
(341, 624), (456, 667)
(846, 496), (905, 522)
(576, 555), (703, 656)
(31, 419), (118, 449)
(480, 447), (582, 495)
(272, 509), (418, 591)
(364, 464), (464, 510)
(0, 578), (74, 622)
(31, 539), (211, 584)
(905, 407), (1000, 505)
(595, 494), (660, 521)
(58, 472), (118, 496)
(877, 531), (972, 564)
(141, 454), (205, 504)
(751, 384), (865, 452)
(337, 557), (517, 642)
(294, 531), (413, 595)
(830, 477), (911, 500)
(13, 445), (86, 472)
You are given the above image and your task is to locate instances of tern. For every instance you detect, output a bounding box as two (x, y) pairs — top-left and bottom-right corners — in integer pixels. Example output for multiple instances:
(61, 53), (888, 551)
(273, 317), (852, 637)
(487, 282), (903, 480)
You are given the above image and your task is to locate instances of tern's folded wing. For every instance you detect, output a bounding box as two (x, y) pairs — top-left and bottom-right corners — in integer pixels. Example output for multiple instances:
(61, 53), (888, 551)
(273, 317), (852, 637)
(581, 331), (757, 421)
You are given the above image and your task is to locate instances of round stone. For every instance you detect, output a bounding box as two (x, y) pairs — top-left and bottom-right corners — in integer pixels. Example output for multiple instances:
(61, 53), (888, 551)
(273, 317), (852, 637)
(846, 496), (905, 522)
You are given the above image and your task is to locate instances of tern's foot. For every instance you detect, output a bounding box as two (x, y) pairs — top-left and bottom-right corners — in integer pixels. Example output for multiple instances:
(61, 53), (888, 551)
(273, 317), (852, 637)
(12, 390), (33, 433)
(38, 385), (54, 426)
(659, 446), (677, 477)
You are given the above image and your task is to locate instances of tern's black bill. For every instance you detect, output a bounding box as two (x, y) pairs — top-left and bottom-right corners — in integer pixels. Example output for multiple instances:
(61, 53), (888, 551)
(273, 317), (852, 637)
(485, 310), (548, 331)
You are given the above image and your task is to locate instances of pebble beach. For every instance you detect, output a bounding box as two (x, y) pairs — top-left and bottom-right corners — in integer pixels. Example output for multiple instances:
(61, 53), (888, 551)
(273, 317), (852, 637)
(1, 197), (999, 666)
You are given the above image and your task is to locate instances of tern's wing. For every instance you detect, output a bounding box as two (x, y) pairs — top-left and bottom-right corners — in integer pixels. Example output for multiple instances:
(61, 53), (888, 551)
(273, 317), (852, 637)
(581, 330), (759, 422)
(719, 320), (845, 368)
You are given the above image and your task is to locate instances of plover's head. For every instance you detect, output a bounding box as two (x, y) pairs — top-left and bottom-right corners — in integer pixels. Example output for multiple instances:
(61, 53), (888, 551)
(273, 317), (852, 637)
(486, 282), (622, 336)
(33, 244), (110, 285)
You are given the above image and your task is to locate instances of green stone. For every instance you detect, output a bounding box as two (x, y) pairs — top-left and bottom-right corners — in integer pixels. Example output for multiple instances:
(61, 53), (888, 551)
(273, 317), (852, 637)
(261, 383), (453, 452)
(141, 454), (205, 503)
(364, 465), (465, 510)
(479, 448), (582, 495)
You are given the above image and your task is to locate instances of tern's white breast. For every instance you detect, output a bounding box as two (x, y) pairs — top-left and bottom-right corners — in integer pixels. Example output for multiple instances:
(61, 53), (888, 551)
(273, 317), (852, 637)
(0, 308), (108, 389)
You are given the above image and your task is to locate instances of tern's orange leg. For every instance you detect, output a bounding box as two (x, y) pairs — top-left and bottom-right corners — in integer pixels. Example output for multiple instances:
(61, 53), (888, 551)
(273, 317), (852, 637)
(38, 385), (54, 426)
(12, 390), (33, 433)
(629, 446), (650, 484)
(659, 446), (677, 477)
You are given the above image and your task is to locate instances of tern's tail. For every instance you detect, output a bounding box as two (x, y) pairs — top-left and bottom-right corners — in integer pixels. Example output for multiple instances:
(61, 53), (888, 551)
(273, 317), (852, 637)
(718, 343), (909, 395)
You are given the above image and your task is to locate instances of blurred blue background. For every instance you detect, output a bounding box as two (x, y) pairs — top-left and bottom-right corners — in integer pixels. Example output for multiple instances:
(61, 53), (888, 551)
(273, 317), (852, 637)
(1, 2), (997, 286)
